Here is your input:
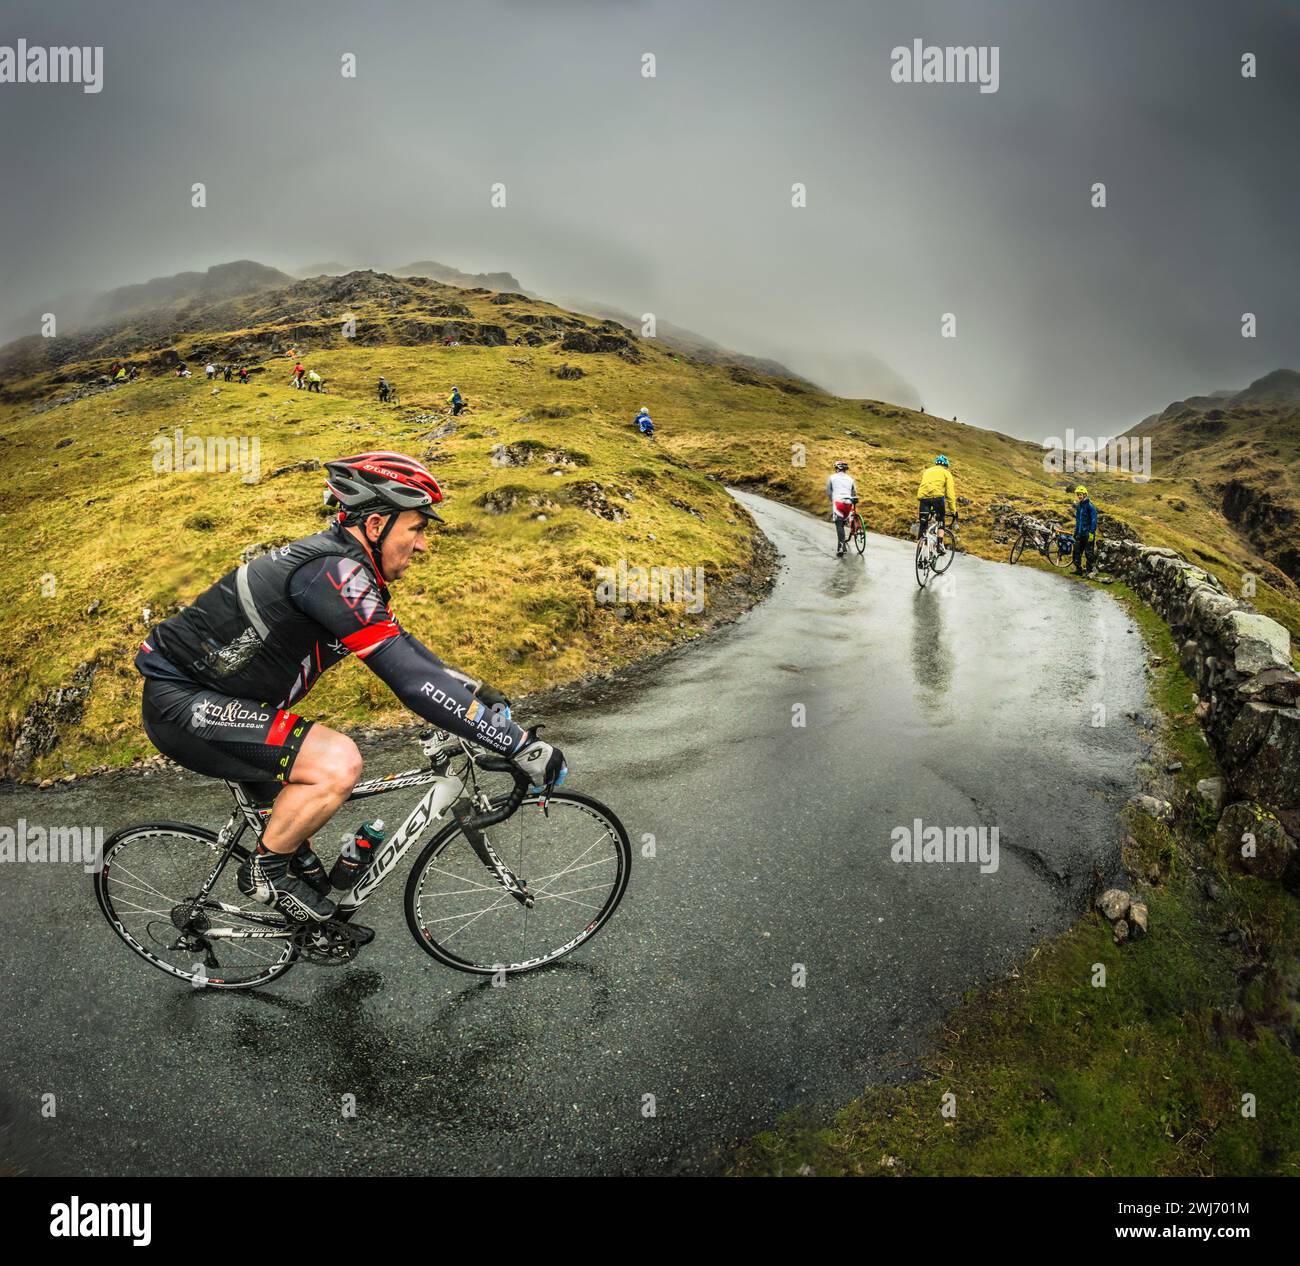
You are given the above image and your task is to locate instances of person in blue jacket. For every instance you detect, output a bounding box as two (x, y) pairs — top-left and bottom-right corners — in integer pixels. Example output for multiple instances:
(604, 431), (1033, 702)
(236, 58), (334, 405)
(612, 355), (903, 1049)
(635, 407), (654, 438)
(1072, 485), (1098, 575)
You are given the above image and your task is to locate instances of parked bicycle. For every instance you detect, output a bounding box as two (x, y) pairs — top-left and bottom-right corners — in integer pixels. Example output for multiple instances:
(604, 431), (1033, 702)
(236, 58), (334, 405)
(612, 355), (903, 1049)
(94, 729), (630, 989)
(1008, 517), (1073, 567)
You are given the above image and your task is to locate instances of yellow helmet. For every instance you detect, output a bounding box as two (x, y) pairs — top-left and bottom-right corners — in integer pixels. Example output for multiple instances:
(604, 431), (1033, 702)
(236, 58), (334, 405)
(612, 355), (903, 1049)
(1075, 485), (1088, 497)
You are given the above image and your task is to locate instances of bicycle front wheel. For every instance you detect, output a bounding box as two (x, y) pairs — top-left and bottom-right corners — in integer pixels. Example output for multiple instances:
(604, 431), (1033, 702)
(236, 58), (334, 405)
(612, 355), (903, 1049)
(1009, 534), (1025, 564)
(404, 790), (631, 974)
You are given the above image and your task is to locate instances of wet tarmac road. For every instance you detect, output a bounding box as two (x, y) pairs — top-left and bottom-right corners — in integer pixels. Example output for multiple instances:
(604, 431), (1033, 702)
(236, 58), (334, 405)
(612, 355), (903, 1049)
(0, 491), (1151, 1175)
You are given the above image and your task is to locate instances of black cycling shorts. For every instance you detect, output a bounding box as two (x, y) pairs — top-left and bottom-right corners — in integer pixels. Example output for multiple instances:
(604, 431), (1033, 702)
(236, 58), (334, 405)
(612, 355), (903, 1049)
(918, 496), (947, 528)
(141, 675), (315, 793)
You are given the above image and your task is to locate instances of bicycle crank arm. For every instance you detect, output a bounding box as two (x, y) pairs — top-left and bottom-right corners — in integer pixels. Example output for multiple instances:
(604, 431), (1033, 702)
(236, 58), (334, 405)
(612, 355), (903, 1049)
(452, 804), (534, 908)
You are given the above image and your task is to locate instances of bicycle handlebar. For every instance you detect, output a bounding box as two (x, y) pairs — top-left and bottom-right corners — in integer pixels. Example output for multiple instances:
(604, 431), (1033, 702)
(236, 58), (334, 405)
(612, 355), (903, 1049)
(464, 752), (531, 828)
(419, 729), (534, 829)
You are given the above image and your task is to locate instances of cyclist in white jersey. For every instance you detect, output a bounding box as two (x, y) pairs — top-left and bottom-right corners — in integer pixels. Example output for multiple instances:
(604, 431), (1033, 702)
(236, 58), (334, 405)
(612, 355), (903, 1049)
(826, 461), (858, 556)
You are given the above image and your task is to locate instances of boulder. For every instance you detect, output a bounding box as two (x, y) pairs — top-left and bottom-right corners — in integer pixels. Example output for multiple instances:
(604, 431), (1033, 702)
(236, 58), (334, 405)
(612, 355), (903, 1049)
(1190, 587), (1238, 627)
(1224, 703), (1300, 810)
(1096, 888), (1132, 921)
(1227, 611), (1292, 675)
(1128, 902), (1149, 937)
(1215, 801), (1296, 880)
(1130, 794), (1173, 822)
(1235, 666), (1300, 706)
(1195, 777), (1227, 814)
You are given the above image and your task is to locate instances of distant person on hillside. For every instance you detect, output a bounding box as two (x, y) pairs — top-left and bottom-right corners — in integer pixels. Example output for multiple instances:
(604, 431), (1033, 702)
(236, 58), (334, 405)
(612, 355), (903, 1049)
(113, 366), (128, 382)
(449, 387), (465, 415)
(916, 454), (956, 555)
(635, 407), (654, 438)
(206, 363), (217, 381)
(378, 376), (391, 403)
(826, 461), (858, 556)
(223, 364), (233, 382)
(238, 366), (250, 383)
(306, 369), (323, 393)
(1072, 485), (1098, 576)
(128, 365), (139, 381)
(293, 362), (305, 388)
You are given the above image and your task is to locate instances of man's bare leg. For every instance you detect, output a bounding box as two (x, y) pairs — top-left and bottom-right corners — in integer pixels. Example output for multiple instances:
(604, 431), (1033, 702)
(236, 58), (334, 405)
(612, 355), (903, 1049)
(261, 724), (363, 855)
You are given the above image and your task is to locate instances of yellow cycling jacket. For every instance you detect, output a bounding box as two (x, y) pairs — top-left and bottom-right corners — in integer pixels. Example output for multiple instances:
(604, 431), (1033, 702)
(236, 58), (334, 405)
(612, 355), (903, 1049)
(916, 464), (956, 507)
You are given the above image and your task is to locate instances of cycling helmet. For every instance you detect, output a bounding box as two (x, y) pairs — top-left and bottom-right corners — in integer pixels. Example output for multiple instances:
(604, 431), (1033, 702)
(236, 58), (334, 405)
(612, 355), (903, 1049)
(934, 454), (950, 467)
(1075, 484), (1089, 497)
(834, 461), (849, 471)
(325, 451), (444, 523)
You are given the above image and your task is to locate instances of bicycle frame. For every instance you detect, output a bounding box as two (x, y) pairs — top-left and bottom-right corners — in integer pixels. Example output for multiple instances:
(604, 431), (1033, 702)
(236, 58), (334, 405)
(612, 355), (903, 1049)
(185, 733), (505, 940)
(920, 516), (941, 561)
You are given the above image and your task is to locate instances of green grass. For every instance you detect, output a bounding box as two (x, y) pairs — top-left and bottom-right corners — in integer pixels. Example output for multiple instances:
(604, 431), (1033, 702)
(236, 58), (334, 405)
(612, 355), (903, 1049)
(731, 588), (1300, 1177)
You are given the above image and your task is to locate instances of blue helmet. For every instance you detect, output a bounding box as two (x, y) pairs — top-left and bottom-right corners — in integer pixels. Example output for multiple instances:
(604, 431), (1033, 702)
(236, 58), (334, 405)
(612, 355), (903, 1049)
(935, 454), (950, 467)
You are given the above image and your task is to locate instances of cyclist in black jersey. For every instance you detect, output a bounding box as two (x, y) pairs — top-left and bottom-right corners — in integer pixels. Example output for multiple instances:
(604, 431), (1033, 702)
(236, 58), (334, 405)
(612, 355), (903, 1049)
(136, 451), (566, 924)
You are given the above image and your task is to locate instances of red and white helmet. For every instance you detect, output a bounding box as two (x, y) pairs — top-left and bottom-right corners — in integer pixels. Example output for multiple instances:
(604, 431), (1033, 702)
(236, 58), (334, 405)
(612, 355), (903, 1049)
(325, 451), (444, 522)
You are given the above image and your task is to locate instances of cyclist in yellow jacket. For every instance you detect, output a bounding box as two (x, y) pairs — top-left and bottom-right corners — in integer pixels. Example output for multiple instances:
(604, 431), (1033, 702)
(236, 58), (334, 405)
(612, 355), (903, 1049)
(916, 455), (956, 554)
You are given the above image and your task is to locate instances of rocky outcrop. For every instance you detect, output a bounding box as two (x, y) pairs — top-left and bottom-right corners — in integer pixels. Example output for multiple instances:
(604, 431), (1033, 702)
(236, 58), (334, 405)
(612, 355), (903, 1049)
(560, 329), (639, 357)
(1098, 537), (1300, 844)
(9, 661), (98, 776)
(490, 441), (586, 469)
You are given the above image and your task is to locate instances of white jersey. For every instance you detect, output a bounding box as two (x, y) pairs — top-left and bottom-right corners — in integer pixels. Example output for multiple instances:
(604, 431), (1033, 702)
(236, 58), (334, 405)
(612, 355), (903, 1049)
(826, 472), (857, 502)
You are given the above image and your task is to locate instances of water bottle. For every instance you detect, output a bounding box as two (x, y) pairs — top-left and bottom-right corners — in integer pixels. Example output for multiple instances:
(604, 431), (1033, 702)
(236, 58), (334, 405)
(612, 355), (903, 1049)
(328, 819), (385, 891)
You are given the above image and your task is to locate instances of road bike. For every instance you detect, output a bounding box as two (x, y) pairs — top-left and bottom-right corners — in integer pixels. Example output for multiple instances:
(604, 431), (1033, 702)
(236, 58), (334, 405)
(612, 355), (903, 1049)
(836, 497), (866, 556)
(914, 512), (958, 587)
(94, 729), (631, 990)
(1009, 517), (1073, 567)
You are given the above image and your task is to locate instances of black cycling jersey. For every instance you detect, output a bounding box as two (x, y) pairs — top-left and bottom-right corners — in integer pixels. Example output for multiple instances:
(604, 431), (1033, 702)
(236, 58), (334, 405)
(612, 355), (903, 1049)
(138, 521), (524, 756)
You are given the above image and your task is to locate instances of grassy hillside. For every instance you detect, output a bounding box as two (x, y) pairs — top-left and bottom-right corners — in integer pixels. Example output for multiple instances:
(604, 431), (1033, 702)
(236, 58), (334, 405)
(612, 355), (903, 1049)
(1, 270), (1297, 777)
(1126, 370), (1300, 586)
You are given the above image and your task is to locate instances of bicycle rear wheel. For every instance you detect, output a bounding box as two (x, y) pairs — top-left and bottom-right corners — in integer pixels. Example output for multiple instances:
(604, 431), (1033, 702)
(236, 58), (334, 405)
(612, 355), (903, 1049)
(95, 823), (298, 989)
(405, 790), (630, 974)
(1052, 536), (1074, 566)
(852, 514), (866, 554)
(915, 539), (931, 587)
(933, 530), (956, 574)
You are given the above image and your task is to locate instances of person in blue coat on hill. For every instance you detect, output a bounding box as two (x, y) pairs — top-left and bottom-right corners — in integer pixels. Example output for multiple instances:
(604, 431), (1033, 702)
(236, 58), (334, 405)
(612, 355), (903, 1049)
(1072, 485), (1098, 576)
(635, 407), (654, 439)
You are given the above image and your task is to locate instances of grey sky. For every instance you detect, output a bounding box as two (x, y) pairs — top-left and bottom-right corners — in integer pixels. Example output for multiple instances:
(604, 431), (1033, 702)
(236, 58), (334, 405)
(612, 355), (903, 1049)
(1, 0), (1296, 438)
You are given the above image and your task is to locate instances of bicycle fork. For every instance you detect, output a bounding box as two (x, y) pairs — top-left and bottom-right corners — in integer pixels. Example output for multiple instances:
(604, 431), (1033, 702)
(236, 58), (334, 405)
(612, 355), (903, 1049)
(452, 802), (535, 909)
